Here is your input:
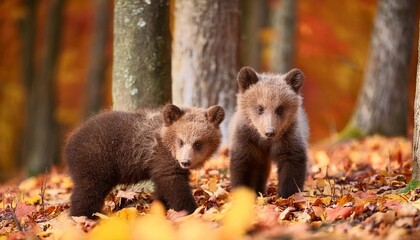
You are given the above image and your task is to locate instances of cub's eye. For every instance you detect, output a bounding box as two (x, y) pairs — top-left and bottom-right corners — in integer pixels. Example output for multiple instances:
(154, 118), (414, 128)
(178, 139), (184, 147)
(275, 106), (284, 116)
(193, 141), (202, 151)
(257, 105), (264, 115)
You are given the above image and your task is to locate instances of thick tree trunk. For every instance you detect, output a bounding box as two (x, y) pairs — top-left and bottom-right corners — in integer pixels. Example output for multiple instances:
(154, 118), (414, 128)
(172, 0), (239, 146)
(84, 0), (110, 117)
(344, 0), (418, 138)
(268, 0), (296, 73)
(24, 0), (63, 176)
(113, 0), (172, 111)
(413, 22), (420, 181)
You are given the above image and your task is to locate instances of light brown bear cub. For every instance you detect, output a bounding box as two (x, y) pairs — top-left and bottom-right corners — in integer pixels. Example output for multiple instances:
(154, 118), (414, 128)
(65, 104), (224, 219)
(230, 67), (308, 198)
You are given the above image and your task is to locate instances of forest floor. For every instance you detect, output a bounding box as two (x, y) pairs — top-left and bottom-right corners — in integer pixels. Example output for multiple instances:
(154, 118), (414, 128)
(1, 135), (420, 240)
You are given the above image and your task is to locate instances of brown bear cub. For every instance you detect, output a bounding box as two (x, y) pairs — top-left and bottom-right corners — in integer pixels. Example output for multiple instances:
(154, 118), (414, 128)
(65, 104), (224, 219)
(229, 67), (309, 198)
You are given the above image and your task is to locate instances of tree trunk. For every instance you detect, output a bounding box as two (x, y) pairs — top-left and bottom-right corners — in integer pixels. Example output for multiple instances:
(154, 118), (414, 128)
(113, 0), (172, 111)
(239, 0), (268, 71)
(268, 0), (296, 73)
(18, 0), (37, 170)
(172, 0), (239, 146)
(24, 0), (64, 176)
(84, 0), (110, 117)
(343, 0), (418, 138)
(413, 21), (420, 181)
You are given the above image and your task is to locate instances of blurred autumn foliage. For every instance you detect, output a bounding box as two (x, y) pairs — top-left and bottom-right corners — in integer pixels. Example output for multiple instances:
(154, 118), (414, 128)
(0, 0), (417, 181)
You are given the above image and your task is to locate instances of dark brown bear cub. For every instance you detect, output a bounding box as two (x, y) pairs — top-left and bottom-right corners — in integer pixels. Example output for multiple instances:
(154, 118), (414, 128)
(229, 67), (308, 198)
(65, 104), (224, 218)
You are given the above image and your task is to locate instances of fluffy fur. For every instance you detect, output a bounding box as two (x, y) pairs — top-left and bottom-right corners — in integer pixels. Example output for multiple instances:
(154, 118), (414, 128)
(229, 67), (309, 198)
(65, 104), (225, 218)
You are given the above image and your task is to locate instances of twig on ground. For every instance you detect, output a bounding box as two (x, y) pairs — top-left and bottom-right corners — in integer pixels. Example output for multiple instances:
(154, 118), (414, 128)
(39, 167), (49, 214)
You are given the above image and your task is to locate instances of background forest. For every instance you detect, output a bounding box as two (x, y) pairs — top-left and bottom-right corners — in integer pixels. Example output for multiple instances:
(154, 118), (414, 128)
(0, 0), (418, 182)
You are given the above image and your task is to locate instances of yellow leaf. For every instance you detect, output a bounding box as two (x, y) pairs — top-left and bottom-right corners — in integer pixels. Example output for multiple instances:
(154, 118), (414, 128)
(338, 194), (354, 206)
(87, 218), (130, 240)
(92, 212), (109, 220)
(202, 207), (224, 222)
(316, 178), (328, 189)
(37, 231), (52, 238)
(322, 196), (331, 205)
(24, 195), (42, 205)
(132, 215), (175, 240)
(220, 187), (256, 239)
(315, 151), (330, 167)
(62, 177), (74, 189)
(150, 201), (166, 217)
(19, 177), (38, 192)
(115, 207), (138, 221)
(384, 194), (408, 203)
(177, 219), (217, 240)
(208, 177), (219, 193)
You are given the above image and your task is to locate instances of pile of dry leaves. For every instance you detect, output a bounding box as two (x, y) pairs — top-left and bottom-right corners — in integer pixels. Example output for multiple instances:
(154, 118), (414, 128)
(1, 135), (420, 239)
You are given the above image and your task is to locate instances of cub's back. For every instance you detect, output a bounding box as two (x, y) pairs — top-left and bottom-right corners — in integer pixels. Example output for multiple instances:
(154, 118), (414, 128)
(64, 110), (161, 178)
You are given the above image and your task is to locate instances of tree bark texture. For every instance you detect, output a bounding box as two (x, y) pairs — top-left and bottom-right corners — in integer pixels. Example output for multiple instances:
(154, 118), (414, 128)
(172, 0), (239, 146)
(113, 0), (172, 111)
(349, 0), (418, 136)
(23, 0), (63, 176)
(268, 0), (296, 73)
(413, 21), (420, 181)
(84, 0), (110, 117)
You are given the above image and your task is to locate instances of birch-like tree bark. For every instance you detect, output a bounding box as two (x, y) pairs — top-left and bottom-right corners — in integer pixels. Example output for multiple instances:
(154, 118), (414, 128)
(172, 0), (239, 145)
(343, 0), (418, 138)
(113, 0), (171, 111)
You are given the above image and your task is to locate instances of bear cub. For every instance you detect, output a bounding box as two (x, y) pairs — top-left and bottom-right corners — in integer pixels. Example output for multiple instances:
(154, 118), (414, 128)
(230, 67), (309, 198)
(65, 104), (225, 218)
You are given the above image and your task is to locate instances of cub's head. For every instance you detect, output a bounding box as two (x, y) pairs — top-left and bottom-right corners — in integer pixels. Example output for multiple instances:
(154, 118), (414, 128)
(161, 104), (225, 170)
(237, 67), (304, 140)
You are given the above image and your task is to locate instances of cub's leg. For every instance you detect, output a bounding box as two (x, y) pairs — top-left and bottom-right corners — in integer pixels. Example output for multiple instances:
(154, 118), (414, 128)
(230, 144), (268, 194)
(70, 181), (114, 219)
(254, 160), (271, 195)
(152, 172), (196, 214)
(275, 152), (307, 198)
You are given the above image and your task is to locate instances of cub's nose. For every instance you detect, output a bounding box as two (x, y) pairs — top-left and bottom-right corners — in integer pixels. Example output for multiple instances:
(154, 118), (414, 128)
(181, 160), (191, 168)
(265, 128), (275, 137)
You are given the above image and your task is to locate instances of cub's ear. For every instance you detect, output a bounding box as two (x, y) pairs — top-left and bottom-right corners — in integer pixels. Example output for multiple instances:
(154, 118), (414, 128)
(284, 68), (304, 93)
(163, 104), (183, 126)
(237, 67), (259, 93)
(206, 105), (225, 126)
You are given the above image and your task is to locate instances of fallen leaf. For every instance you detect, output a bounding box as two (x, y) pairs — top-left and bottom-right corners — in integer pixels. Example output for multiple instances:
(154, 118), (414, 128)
(325, 206), (354, 221)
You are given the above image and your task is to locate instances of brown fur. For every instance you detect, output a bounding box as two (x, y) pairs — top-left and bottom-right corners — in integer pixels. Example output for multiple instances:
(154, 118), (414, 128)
(230, 67), (309, 198)
(65, 104), (224, 218)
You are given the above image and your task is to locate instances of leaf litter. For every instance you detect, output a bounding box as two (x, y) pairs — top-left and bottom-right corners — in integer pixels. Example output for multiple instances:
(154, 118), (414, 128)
(1, 135), (420, 239)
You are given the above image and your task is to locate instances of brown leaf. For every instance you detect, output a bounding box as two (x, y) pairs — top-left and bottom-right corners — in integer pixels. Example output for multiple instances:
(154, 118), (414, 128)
(14, 203), (37, 221)
(325, 206), (354, 221)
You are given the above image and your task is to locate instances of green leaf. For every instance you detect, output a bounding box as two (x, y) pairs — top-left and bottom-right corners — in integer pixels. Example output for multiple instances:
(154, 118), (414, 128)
(398, 179), (420, 194)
